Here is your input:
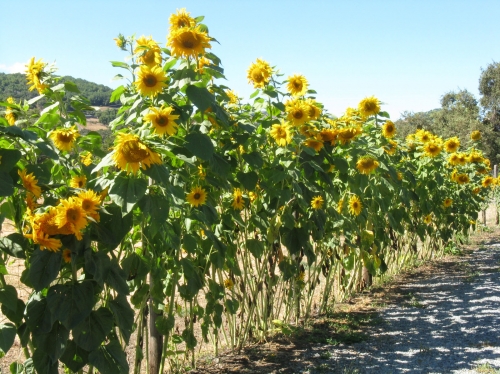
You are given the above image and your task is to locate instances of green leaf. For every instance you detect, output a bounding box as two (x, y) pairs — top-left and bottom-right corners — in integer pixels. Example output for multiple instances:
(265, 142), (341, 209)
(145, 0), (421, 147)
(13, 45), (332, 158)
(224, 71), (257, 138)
(2, 299), (25, 325)
(109, 175), (148, 215)
(73, 307), (114, 351)
(282, 227), (308, 256)
(184, 133), (214, 161)
(155, 314), (175, 335)
(180, 258), (203, 299)
(181, 328), (197, 350)
(32, 322), (69, 362)
(246, 239), (264, 258)
(79, 131), (105, 158)
(236, 171), (258, 191)
(34, 141), (58, 159)
(0, 172), (14, 197)
(242, 151), (264, 169)
(224, 299), (239, 315)
(25, 294), (54, 334)
(0, 126), (38, 142)
(183, 234), (198, 254)
(109, 295), (134, 344)
(63, 81), (80, 93)
(59, 340), (89, 372)
(0, 285), (18, 313)
(186, 85), (214, 113)
(46, 282), (95, 329)
(106, 260), (129, 295)
(142, 163), (170, 185)
(88, 340), (129, 374)
(110, 85), (126, 103)
(0, 149), (21, 172)
(32, 348), (58, 374)
(29, 249), (61, 291)
(93, 205), (133, 250)
(0, 323), (16, 354)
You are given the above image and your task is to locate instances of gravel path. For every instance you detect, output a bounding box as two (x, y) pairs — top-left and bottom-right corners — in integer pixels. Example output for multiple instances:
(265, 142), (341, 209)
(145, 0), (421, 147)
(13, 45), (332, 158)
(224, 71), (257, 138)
(325, 243), (500, 374)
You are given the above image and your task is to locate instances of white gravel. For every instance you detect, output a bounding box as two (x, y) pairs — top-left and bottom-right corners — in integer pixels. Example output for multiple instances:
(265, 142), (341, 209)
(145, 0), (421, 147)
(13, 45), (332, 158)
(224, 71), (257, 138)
(324, 244), (500, 374)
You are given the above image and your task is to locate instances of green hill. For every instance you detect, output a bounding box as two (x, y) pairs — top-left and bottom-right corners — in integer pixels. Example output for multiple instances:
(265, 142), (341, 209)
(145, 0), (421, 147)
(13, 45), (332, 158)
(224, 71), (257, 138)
(0, 72), (113, 106)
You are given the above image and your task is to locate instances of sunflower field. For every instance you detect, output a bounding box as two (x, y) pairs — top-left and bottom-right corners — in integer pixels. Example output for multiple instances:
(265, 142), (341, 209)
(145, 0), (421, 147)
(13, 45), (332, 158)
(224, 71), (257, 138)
(0, 9), (497, 374)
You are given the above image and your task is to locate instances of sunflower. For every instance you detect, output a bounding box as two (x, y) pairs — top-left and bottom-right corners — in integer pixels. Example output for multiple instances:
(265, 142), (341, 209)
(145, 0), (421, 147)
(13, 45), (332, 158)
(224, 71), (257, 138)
(337, 199), (344, 213)
(247, 58), (272, 88)
(304, 98), (322, 120)
(134, 65), (167, 97)
(415, 129), (432, 143)
(448, 153), (460, 166)
(482, 176), (495, 188)
(356, 156), (379, 175)
(444, 137), (460, 153)
(80, 152), (92, 166)
(456, 153), (467, 165)
(169, 8), (196, 31)
(286, 99), (310, 127)
(467, 150), (484, 164)
(197, 56), (211, 73)
(348, 195), (362, 216)
(358, 96), (381, 117)
(5, 97), (17, 126)
(249, 191), (258, 203)
(34, 232), (62, 252)
(198, 165), (206, 180)
(423, 214), (432, 225)
(55, 197), (89, 240)
(455, 173), (470, 184)
(25, 57), (48, 93)
(384, 140), (397, 155)
(144, 106), (179, 136)
(18, 169), (42, 198)
(443, 198), (453, 208)
(70, 175), (87, 189)
(304, 138), (324, 152)
(472, 187), (481, 194)
(382, 121), (396, 138)
(186, 186), (207, 207)
(287, 74), (308, 96)
(269, 122), (292, 146)
(114, 34), (126, 50)
(311, 196), (324, 210)
(223, 278), (234, 290)
(62, 249), (72, 263)
(134, 35), (162, 67)
(77, 190), (101, 221)
(26, 193), (38, 211)
(226, 90), (239, 104)
(337, 127), (362, 145)
(470, 130), (481, 141)
(168, 26), (211, 59)
(423, 141), (442, 158)
(112, 133), (162, 174)
(318, 129), (337, 145)
(231, 188), (244, 210)
(49, 126), (80, 152)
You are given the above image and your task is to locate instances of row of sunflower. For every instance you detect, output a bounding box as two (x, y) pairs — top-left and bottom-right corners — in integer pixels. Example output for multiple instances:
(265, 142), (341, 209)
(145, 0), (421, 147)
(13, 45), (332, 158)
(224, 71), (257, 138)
(0, 9), (495, 374)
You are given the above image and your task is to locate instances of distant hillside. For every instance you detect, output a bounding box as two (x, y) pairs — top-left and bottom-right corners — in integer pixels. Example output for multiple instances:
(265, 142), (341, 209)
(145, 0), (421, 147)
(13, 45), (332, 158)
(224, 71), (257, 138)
(0, 73), (113, 106)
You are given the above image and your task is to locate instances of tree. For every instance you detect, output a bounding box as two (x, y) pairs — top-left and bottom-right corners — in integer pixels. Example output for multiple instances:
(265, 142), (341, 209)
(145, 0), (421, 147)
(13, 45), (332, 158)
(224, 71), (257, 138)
(479, 61), (500, 132)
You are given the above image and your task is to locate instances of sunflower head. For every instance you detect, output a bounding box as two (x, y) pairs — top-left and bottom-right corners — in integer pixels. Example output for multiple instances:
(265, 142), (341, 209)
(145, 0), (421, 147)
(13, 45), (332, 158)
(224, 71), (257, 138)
(423, 141), (442, 158)
(223, 278), (234, 290)
(358, 96), (381, 117)
(134, 35), (162, 67)
(231, 188), (244, 210)
(144, 106), (180, 137)
(70, 175), (87, 189)
(304, 98), (322, 121)
(382, 121), (396, 138)
(269, 121), (292, 146)
(18, 169), (42, 198)
(186, 186), (207, 207)
(62, 249), (72, 263)
(112, 133), (162, 174)
(356, 156), (379, 175)
(482, 176), (495, 188)
(134, 65), (167, 97)
(348, 195), (362, 216)
(311, 196), (324, 210)
(337, 127), (362, 145)
(285, 99), (310, 126)
(25, 57), (48, 93)
(423, 214), (432, 225)
(169, 8), (196, 31)
(443, 198), (453, 208)
(470, 130), (481, 141)
(385, 140), (397, 155)
(287, 74), (308, 97)
(55, 197), (89, 239)
(167, 26), (211, 59)
(456, 173), (470, 184)
(247, 58), (272, 88)
(49, 126), (80, 152)
(5, 97), (18, 126)
(444, 137), (460, 153)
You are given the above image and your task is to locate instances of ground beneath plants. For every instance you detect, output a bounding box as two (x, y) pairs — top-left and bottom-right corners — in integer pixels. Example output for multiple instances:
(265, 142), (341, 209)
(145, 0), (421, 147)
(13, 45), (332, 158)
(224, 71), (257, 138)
(192, 226), (500, 374)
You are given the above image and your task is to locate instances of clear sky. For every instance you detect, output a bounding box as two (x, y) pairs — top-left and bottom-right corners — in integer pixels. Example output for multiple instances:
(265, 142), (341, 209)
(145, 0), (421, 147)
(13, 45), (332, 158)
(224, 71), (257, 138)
(1, 0), (499, 119)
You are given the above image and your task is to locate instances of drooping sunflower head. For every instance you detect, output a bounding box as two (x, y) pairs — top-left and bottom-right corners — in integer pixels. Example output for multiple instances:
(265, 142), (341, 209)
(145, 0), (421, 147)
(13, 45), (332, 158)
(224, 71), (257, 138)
(80, 152), (92, 166)
(169, 8), (196, 31)
(304, 138), (324, 152)
(482, 176), (495, 188)
(470, 130), (481, 141)
(167, 26), (211, 59)
(318, 129), (337, 145)
(358, 96), (381, 117)
(25, 57), (48, 93)
(423, 141), (442, 158)
(197, 56), (211, 73)
(114, 34), (126, 50)
(311, 196), (324, 210)
(225, 90), (239, 105)
(269, 121), (292, 146)
(112, 133), (162, 174)
(356, 156), (379, 175)
(456, 173), (470, 185)
(337, 199), (344, 214)
(49, 126), (80, 152)
(337, 127), (362, 145)
(134, 65), (167, 97)
(287, 74), (308, 97)
(186, 186), (207, 207)
(285, 99), (310, 127)
(467, 149), (484, 164)
(18, 169), (42, 198)
(348, 195), (362, 216)
(5, 97), (17, 126)
(247, 58), (272, 88)
(443, 198), (453, 208)
(304, 98), (322, 121)
(134, 35), (162, 67)
(384, 140), (397, 155)
(62, 249), (72, 263)
(382, 121), (396, 138)
(231, 188), (244, 210)
(444, 137), (460, 153)
(144, 106), (180, 137)
(69, 175), (87, 189)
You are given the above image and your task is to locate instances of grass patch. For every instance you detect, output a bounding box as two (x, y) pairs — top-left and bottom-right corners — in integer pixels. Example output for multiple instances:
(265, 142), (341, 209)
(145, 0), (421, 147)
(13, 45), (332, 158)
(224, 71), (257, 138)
(475, 362), (500, 373)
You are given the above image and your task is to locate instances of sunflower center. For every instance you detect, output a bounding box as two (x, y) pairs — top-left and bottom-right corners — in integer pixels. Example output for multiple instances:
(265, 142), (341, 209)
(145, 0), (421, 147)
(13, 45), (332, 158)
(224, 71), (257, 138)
(66, 208), (81, 223)
(194, 192), (201, 200)
(180, 33), (197, 49)
(122, 141), (149, 163)
(277, 128), (286, 137)
(143, 74), (158, 87)
(143, 51), (155, 64)
(156, 115), (169, 127)
(293, 81), (301, 89)
(78, 181), (84, 188)
(58, 133), (73, 143)
(252, 70), (264, 83)
(82, 200), (93, 211)
(293, 111), (303, 120)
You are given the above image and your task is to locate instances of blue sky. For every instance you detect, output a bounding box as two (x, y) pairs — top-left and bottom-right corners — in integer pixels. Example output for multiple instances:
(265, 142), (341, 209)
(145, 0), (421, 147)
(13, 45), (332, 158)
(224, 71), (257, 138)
(1, 0), (499, 119)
